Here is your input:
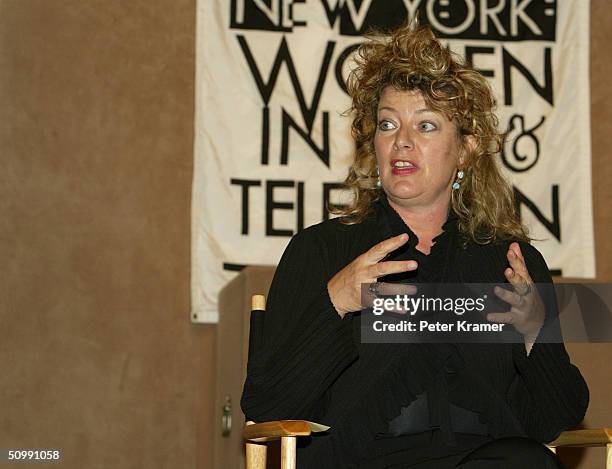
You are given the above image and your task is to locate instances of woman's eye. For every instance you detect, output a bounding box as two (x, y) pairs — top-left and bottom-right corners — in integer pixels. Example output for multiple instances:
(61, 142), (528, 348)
(378, 120), (396, 131)
(419, 122), (436, 132)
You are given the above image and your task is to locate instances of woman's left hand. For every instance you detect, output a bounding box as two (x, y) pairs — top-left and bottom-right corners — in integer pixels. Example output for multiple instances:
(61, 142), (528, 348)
(487, 242), (545, 352)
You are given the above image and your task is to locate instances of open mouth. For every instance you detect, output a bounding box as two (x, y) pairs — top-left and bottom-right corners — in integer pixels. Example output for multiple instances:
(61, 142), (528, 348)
(391, 159), (418, 174)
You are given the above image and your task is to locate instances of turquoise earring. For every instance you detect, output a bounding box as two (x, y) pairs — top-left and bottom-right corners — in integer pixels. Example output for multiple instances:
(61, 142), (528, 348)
(452, 170), (464, 190)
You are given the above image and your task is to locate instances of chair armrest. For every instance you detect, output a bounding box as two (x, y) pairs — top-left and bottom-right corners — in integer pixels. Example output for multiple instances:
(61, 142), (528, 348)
(244, 420), (330, 443)
(547, 428), (612, 448)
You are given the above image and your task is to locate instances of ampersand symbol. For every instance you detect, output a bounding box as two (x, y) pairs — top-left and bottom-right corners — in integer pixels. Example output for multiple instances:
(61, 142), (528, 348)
(501, 114), (545, 172)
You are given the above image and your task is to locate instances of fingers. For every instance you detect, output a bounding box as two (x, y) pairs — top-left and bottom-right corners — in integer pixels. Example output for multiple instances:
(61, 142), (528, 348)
(494, 285), (524, 308)
(374, 282), (418, 297)
(328, 233), (414, 316)
(490, 244), (545, 338)
(367, 283), (418, 314)
(362, 285), (379, 310)
(368, 233), (409, 263)
(506, 242), (531, 281)
(505, 266), (530, 296)
(368, 260), (418, 279)
(487, 312), (516, 324)
(505, 243), (534, 298)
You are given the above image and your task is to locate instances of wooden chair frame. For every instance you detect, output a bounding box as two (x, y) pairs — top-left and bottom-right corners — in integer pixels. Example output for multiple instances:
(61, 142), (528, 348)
(245, 420), (329, 469)
(244, 420), (612, 469)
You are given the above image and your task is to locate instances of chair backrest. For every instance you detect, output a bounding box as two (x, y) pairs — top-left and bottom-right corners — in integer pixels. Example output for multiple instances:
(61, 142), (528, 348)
(215, 266), (276, 469)
(248, 294), (266, 361)
(245, 294), (287, 469)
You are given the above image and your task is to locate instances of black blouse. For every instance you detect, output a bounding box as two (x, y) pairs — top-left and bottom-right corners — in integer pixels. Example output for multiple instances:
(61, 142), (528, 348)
(241, 195), (589, 468)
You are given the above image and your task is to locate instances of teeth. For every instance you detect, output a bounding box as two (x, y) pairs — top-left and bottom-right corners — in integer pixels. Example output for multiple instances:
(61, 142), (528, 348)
(394, 161), (414, 168)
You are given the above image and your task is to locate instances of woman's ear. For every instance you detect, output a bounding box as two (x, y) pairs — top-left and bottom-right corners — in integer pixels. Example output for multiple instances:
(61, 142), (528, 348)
(459, 135), (477, 166)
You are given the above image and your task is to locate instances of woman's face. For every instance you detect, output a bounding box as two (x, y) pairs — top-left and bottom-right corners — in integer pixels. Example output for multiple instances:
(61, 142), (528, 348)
(374, 87), (464, 211)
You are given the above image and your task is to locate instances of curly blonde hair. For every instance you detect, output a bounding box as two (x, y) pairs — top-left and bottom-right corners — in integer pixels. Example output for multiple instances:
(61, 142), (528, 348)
(335, 23), (528, 244)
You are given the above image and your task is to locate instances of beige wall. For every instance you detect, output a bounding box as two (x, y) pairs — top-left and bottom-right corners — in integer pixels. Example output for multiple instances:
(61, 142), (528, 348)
(0, 1), (609, 469)
(0, 1), (215, 467)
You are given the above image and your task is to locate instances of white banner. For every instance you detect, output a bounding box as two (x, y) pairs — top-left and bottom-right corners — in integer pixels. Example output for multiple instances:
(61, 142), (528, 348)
(192, 0), (594, 323)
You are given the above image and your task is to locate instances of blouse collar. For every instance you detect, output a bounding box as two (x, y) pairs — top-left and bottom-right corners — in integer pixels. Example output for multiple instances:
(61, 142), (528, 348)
(376, 193), (458, 250)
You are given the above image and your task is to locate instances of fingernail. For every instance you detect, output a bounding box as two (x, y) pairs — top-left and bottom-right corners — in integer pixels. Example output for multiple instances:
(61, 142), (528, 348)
(509, 250), (515, 258)
(407, 261), (417, 269)
(400, 233), (408, 240)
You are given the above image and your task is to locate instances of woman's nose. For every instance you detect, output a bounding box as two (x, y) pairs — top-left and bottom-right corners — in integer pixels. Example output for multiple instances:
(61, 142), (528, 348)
(393, 127), (415, 150)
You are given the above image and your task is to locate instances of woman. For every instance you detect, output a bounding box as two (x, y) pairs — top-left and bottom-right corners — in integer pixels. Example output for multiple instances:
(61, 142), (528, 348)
(241, 24), (588, 468)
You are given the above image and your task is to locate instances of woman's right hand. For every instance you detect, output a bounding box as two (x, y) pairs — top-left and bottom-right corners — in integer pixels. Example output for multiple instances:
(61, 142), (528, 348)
(327, 233), (418, 317)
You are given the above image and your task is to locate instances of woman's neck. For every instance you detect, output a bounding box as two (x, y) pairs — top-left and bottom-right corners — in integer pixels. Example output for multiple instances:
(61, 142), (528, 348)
(387, 197), (450, 254)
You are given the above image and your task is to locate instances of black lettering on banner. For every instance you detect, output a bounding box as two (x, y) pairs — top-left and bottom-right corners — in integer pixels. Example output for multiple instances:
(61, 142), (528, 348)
(237, 35), (335, 165)
(231, 179), (342, 236)
(233, 0), (556, 41)
(266, 180), (302, 236)
(230, 0), (307, 32)
(297, 180), (305, 232)
(223, 262), (247, 272)
(231, 178), (262, 235)
(335, 42), (361, 94)
(321, 0), (405, 37)
(502, 114), (546, 172)
(261, 106), (270, 165)
(465, 46), (495, 77)
(514, 184), (560, 241)
(292, 0), (307, 27)
(281, 109), (330, 167)
(503, 46), (552, 106)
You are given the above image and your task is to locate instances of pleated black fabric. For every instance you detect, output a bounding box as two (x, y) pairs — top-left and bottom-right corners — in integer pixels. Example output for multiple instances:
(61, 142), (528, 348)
(240, 195), (589, 468)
